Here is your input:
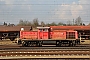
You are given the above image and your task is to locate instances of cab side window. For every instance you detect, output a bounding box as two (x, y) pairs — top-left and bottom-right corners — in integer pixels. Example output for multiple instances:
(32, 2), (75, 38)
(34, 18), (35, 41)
(43, 29), (48, 32)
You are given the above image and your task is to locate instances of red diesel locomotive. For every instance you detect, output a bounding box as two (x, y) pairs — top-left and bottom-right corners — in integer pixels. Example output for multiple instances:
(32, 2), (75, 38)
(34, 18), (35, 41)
(19, 26), (79, 47)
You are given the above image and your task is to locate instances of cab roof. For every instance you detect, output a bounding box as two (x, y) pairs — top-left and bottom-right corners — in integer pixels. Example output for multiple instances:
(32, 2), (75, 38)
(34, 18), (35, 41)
(37, 27), (50, 29)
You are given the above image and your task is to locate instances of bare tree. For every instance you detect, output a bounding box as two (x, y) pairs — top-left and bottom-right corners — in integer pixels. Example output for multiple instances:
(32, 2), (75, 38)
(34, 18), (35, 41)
(58, 22), (66, 26)
(75, 16), (82, 25)
(50, 22), (57, 26)
(67, 20), (72, 26)
(17, 20), (24, 26)
(17, 20), (32, 26)
(32, 18), (39, 27)
(41, 21), (45, 26)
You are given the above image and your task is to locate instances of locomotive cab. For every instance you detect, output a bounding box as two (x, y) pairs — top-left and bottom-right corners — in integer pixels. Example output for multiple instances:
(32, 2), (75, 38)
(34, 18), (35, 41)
(37, 27), (50, 39)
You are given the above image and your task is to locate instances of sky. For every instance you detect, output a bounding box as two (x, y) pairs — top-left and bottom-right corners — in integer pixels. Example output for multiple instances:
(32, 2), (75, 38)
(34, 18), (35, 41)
(0, 0), (90, 25)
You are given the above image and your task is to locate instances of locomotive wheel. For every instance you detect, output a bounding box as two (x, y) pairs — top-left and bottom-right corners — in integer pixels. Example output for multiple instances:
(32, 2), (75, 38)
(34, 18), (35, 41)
(36, 41), (42, 47)
(69, 40), (76, 47)
(25, 42), (28, 47)
(28, 42), (31, 46)
(77, 40), (80, 45)
(56, 41), (59, 46)
(59, 41), (62, 46)
(22, 41), (28, 47)
(22, 41), (25, 47)
(69, 41), (72, 47)
(72, 41), (76, 46)
(56, 41), (62, 47)
(28, 41), (37, 47)
(36, 41), (40, 46)
(38, 41), (42, 47)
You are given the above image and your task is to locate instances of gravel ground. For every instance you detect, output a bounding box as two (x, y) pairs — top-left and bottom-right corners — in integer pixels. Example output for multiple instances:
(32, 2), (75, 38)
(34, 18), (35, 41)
(0, 39), (17, 45)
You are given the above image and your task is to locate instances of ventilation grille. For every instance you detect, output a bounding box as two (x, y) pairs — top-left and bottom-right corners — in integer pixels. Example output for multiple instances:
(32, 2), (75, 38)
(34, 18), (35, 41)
(66, 32), (75, 39)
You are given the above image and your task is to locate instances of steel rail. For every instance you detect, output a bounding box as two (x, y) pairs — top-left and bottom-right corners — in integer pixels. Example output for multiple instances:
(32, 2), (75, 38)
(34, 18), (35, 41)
(0, 49), (90, 52)
(0, 50), (90, 59)
(0, 46), (90, 50)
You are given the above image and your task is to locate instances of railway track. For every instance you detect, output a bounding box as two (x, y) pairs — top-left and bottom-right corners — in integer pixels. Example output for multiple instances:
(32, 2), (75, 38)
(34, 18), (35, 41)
(0, 49), (90, 59)
(0, 40), (90, 59)
(0, 47), (89, 59)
